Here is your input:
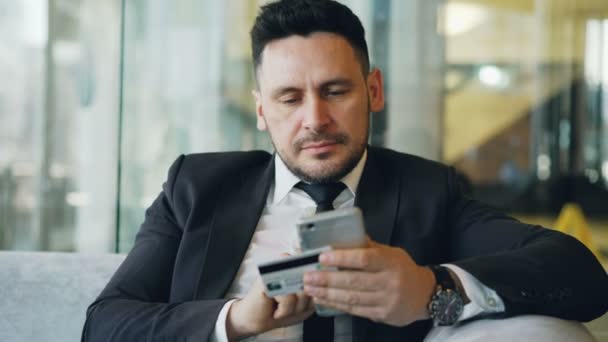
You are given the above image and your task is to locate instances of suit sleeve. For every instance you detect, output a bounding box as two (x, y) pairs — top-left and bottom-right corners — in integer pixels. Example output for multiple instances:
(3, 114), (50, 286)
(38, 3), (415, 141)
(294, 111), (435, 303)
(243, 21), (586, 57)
(82, 155), (229, 341)
(445, 167), (608, 322)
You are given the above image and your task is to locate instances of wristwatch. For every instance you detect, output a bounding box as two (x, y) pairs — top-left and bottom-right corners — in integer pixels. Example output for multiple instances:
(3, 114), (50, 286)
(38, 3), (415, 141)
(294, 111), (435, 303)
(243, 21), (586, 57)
(427, 265), (465, 326)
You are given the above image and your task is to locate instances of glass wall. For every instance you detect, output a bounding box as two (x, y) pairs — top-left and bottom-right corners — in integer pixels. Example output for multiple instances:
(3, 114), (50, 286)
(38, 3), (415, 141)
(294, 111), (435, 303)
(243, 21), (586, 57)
(443, 0), (608, 218)
(0, 0), (121, 252)
(2, 0), (607, 254)
(117, 0), (445, 251)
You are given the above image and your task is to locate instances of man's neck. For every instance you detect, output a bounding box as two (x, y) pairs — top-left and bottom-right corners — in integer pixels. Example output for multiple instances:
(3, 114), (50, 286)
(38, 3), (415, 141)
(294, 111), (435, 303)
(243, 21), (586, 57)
(272, 149), (368, 204)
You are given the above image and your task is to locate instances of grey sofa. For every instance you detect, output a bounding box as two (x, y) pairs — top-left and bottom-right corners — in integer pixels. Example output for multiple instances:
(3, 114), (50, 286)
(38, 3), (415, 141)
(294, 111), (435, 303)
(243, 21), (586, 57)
(0, 251), (125, 342)
(0, 251), (604, 341)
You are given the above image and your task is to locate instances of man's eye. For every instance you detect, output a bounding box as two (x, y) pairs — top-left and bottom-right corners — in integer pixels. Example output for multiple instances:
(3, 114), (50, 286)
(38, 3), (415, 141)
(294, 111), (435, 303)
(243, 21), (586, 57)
(280, 98), (300, 105)
(326, 89), (347, 97)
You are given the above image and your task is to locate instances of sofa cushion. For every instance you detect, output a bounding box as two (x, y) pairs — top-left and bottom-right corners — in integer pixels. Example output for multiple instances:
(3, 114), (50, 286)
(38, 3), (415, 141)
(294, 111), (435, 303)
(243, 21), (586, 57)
(0, 251), (125, 342)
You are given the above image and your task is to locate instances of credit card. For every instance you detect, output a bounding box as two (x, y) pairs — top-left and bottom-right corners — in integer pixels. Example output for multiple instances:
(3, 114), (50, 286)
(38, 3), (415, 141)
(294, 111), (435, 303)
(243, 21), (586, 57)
(258, 246), (332, 297)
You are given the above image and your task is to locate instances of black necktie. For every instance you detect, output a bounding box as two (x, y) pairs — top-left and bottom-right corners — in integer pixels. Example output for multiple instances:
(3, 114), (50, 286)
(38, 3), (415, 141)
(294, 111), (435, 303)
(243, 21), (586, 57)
(295, 182), (347, 214)
(295, 181), (346, 342)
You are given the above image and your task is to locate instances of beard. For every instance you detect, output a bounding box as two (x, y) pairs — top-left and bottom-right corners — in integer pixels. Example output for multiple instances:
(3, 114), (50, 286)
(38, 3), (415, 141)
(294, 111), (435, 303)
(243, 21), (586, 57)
(271, 127), (368, 184)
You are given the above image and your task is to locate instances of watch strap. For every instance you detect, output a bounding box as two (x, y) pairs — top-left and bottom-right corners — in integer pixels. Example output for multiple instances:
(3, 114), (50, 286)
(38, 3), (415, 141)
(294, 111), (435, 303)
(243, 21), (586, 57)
(429, 265), (456, 291)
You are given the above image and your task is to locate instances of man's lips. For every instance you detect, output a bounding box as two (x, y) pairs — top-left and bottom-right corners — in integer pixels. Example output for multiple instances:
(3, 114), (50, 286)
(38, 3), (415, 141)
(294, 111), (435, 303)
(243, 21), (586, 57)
(301, 141), (338, 149)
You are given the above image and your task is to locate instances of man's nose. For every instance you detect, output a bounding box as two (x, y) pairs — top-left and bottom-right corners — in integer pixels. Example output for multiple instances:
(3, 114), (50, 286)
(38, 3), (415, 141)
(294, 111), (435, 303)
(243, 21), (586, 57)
(301, 95), (331, 131)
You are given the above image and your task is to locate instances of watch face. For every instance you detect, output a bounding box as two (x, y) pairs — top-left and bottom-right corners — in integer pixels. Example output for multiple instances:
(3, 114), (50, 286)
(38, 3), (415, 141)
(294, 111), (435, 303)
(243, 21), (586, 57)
(430, 289), (464, 325)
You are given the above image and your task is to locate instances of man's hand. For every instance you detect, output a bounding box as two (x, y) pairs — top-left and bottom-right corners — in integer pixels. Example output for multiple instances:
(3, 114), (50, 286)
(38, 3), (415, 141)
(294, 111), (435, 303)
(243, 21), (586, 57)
(226, 277), (315, 341)
(302, 238), (436, 327)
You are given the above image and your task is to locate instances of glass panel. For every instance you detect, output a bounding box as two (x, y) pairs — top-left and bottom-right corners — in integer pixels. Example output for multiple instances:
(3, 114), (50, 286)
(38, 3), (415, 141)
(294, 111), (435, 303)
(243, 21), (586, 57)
(583, 19), (608, 187)
(0, 0), (121, 252)
(443, 0), (608, 217)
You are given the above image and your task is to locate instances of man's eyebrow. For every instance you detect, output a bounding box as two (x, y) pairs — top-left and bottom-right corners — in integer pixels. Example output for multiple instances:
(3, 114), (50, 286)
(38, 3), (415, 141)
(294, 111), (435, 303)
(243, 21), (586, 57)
(270, 86), (301, 99)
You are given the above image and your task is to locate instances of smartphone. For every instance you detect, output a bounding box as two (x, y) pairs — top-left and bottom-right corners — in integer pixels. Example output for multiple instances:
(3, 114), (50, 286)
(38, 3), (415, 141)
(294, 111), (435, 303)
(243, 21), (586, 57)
(296, 207), (367, 316)
(296, 206), (367, 251)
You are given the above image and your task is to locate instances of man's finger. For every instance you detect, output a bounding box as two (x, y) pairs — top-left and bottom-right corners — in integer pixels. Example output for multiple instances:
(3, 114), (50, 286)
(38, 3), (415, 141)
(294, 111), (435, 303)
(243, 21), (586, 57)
(274, 294), (297, 319)
(312, 297), (384, 322)
(294, 292), (311, 313)
(275, 305), (315, 327)
(319, 248), (385, 271)
(366, 236), (380, 248)
(304, 270), (378, 290)
(304, 286), (381, 307)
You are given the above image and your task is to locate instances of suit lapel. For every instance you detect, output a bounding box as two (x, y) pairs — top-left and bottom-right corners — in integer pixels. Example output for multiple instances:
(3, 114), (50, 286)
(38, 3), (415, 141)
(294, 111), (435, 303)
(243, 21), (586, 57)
(195, 156), (274, 300)
(355, 147), (400, 245)
(353, 147), (401, 341)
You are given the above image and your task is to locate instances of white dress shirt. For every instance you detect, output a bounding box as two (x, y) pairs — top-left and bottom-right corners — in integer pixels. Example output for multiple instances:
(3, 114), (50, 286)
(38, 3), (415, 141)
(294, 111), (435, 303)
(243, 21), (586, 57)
(211, 151), (504, 341)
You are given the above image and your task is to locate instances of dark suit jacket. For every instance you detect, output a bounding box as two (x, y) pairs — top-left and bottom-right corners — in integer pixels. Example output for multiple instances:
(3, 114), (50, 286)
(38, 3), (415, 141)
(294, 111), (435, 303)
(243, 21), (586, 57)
(82, 146), (608, 341)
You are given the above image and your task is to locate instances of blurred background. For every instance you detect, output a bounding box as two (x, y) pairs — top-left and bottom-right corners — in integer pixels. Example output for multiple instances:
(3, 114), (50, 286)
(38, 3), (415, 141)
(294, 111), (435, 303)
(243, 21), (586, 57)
(1, 0), (607, 262)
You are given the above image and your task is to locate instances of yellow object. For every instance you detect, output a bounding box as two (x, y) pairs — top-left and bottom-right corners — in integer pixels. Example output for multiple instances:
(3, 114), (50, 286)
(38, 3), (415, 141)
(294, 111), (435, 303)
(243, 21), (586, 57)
(554, 203), (603, 262)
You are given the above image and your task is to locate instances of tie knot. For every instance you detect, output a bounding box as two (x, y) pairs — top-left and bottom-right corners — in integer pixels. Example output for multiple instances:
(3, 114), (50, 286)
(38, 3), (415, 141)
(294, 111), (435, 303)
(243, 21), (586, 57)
(295, 181), (346, 213)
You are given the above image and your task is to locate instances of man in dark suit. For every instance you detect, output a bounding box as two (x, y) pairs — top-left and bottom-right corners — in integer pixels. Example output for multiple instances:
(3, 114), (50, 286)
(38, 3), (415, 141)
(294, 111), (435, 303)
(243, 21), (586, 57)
(83, 0), (608, 341)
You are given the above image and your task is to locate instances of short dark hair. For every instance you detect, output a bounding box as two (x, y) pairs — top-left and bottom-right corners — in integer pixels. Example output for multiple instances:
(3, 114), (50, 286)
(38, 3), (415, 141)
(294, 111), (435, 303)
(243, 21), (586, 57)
(250, 0), (370, 79)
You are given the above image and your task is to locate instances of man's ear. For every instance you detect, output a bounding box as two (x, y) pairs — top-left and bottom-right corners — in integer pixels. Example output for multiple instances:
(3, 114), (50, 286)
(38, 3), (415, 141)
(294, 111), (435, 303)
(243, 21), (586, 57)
(252, 89), (267, 131)
(367, 68), (385, 112)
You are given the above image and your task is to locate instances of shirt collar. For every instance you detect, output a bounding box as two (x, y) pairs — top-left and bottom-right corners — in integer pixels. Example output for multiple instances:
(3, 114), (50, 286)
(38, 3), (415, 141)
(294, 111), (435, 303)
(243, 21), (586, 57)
(273, 149), (368, 204)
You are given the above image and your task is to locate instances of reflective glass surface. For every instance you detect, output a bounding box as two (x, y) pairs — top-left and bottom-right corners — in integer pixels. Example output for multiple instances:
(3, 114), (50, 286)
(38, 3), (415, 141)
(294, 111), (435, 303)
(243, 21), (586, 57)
(0, 0), (120, 251)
